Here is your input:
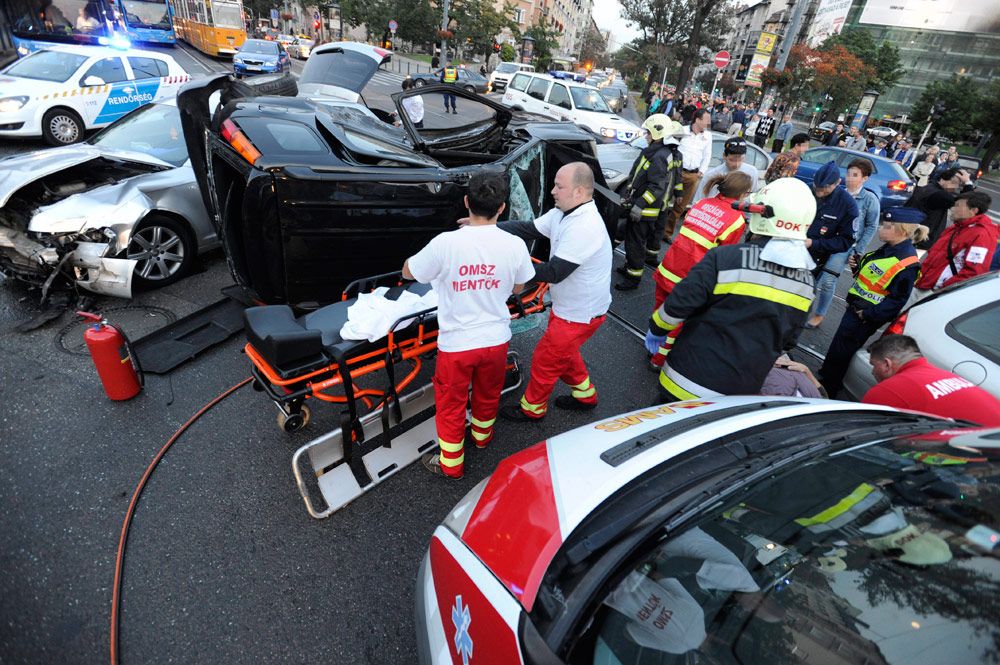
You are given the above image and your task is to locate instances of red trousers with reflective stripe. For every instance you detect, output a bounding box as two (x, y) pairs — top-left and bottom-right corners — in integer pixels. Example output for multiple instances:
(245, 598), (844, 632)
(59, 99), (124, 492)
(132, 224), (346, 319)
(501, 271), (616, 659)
(433, 342), (508, 477)
(521, 312), (604, 416)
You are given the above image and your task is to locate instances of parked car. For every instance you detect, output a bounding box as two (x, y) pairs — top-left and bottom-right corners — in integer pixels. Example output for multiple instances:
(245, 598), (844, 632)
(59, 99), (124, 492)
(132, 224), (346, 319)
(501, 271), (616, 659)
(0, 99), (218, 298)
(411, 68), (489, 94)
(605, 80), (629, 108)
(600, 87), (623, 113)
(286, 37), (314, 60)
(808, 121), (837, 145)
(487, 61), (535, 93)
(794, 146), (915, 207)
(0, 44), (189, 145)
(597, 131), (773, 196)
(866, 125), (898, 139)
(501, 71), (640, 143)
(843, 271), (1000, 401)
(415, 396), (1000, 664)
(176, 43), (618, 306)
(233, 39), (291, 78)
(956, 155), (984, 181)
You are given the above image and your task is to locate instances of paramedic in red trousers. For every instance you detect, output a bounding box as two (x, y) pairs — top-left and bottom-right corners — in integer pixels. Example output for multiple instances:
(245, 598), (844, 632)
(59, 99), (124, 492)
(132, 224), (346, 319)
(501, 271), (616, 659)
(806, 161), (859, 277)
(911, 191), (997, 301)
(499, 162), (612, 420)
(403, 172), (534, 479)
(645, 178), (817, 401)
(662, 109), (713, 243)
(818, 207), (927, 398)
(616, 114), (683, 290)
(648, 171), (752, 371)
(863, 335), (1000, 426)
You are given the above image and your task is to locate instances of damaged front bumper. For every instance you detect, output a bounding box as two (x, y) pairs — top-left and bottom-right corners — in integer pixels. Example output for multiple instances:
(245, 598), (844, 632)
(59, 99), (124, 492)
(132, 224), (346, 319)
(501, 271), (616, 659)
(0, 228), (136, 298)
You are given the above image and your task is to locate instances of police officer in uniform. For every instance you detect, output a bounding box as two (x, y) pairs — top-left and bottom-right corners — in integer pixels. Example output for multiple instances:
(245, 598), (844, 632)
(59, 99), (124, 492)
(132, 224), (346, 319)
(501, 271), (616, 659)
(818, 207), (928, 397)
(806, 161), (859, 276)
(438, 61), (459, 114)
(616, 114), (683, 290)
(644, 178), (817, 402)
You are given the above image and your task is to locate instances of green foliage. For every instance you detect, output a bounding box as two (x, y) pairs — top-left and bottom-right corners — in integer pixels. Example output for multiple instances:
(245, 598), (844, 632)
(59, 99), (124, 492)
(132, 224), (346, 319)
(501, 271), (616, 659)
(525, 24), (560, 70)
(578, 26), (607, 66)
(500, 42), (516, 62)
(450, 0), (516, 57)
(910, 76), (981, 139)
(821, 28), (904, 93)
(337, 0), (438, 44)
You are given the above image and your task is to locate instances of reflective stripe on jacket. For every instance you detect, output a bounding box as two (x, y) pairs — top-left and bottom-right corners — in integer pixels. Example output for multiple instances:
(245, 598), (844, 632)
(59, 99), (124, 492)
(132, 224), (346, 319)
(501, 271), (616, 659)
(627, 141), (682, 218)
(443, 67), (458, 83)
(654, 195), (745, 294)
(849, 254), (919, 305)
(846, 240), (919, 324)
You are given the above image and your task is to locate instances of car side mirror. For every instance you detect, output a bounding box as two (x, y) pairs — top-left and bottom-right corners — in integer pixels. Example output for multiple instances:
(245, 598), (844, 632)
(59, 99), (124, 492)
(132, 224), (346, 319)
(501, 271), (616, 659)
(83, 75), (106, 87)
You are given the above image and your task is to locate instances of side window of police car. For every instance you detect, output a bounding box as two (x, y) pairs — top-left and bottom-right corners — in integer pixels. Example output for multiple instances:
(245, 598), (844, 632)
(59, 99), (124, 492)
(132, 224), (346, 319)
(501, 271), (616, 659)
(82, 57), (128, 85)
(527, 77), (550, 101)
(128, 57), (168, 80)
(547, 83), (572, 110)
(509, 73), (530, 92)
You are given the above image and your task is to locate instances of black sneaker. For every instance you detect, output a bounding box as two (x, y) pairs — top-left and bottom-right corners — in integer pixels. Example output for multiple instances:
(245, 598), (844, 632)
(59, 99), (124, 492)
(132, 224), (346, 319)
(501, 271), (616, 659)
(421, 452), (463, 480)
(615, 277), (641, 291)
(554, 395), (597, 411)
(499, 404), (543, 422)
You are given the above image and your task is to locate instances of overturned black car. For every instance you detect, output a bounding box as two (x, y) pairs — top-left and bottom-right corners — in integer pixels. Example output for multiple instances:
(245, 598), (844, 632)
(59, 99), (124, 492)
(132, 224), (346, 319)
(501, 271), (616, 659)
(177, 42), (618, 307)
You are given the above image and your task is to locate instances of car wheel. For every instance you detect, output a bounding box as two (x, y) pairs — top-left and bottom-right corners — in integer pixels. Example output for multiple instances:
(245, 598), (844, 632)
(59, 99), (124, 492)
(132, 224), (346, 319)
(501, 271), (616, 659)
(41, 107), (84, 146)
(126, 216), (196, 290)
(225, 72), (298, 103)
(464, 85), (476, 94)
(414, 79), (426, 87)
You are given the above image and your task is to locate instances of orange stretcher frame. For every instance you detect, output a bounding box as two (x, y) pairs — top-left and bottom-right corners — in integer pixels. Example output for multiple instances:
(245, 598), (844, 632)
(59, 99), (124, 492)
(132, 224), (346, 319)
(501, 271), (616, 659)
(245, 269), (550, 434)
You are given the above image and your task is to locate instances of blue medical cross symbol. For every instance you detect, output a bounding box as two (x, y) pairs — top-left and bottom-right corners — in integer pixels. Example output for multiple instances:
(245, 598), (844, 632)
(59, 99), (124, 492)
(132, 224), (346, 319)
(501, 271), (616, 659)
(451, 595), (473, 665)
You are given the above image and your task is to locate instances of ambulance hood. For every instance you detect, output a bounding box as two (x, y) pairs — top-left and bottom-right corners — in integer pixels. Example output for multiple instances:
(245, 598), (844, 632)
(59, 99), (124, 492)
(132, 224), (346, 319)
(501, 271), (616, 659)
(444, 397), (899, 611)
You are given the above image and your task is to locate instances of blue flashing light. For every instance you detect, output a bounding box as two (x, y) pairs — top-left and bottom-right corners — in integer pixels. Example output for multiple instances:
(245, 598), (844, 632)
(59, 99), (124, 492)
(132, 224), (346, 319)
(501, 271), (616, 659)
(97, 35), (131, 50)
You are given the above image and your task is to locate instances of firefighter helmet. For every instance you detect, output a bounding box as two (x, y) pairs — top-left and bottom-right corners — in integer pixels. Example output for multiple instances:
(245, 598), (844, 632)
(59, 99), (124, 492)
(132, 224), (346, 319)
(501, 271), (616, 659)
(641, 114), (680, 141)
(742, 177), (816, 240)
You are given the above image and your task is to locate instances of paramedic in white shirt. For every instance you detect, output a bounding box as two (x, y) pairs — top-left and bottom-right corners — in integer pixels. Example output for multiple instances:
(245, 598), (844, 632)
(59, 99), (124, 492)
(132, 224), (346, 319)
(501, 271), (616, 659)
(399, 78), (425, 128)
(663, 109), (713, 242)
(404, 172), (534, 479)
(495, 162), (613, 421)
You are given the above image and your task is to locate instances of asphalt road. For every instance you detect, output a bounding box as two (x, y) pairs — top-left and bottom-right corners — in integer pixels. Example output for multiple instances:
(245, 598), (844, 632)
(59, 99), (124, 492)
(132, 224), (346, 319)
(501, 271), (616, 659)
(0, 41), (988, 663)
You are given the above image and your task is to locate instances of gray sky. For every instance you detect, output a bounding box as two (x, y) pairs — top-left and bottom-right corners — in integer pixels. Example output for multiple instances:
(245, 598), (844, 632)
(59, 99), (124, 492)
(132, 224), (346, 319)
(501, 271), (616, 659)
(592, 0), (641, 50)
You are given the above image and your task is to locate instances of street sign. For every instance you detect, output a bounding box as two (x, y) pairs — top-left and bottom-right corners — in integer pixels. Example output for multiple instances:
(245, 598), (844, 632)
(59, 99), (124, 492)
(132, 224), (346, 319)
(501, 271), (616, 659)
(314, 11), (320, 20)
(388, 19), (398, 32)
(714, 51), (730, 69)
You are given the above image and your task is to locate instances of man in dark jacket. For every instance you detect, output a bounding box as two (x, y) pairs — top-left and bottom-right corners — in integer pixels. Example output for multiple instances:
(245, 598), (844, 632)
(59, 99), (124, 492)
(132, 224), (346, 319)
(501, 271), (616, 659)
(906, 167), (975, 247)
(617, 114), (683, 289)
(806, 161), (859, 274)
(826, 122), (846, 146)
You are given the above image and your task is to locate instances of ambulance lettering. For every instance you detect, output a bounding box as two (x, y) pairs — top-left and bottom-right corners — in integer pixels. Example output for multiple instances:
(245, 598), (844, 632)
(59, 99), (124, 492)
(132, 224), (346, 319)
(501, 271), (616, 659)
(453, 263), (500, 291)
(925, 377), (974, 400)
(594, 401), (714, 432)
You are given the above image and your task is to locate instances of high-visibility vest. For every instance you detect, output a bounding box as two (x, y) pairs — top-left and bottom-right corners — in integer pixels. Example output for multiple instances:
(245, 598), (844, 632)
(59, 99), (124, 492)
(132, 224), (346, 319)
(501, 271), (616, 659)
(848, 253), (919, 305)
(443, 67), (458, 83)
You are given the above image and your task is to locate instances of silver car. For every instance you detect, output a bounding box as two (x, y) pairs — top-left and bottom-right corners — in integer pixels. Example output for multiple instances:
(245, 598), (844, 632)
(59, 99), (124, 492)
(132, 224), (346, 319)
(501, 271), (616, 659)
(0, 99), (216, 299)
(842, 271), (1000, 401)
(597, 130), (773, 196)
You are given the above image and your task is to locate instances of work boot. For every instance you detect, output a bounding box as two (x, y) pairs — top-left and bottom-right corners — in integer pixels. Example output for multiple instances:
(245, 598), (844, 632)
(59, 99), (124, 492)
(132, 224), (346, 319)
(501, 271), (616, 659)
(421, 452), (462, 480)
(554, 395), (596, 411)
(644, 254), (660, 268)
(500, 404), (543, 422)
(615, 276), (641, 291)
(615, 265), (630, 277)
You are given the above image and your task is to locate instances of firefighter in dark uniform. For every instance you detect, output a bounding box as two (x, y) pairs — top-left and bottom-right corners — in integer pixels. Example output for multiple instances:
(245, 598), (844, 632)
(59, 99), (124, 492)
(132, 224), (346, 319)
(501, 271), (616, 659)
(818, 207), (928, 397)
(438, 61), (459, 114)
(644, 178), (818, 401)
(615, 114), (683, 290)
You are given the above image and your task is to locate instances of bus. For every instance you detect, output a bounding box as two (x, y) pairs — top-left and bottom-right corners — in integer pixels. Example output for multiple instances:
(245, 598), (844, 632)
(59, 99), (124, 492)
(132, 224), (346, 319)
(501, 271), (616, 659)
(10, 0), (128, 56)
(116, 0), (176, 45)
(170, 0), (246, 57)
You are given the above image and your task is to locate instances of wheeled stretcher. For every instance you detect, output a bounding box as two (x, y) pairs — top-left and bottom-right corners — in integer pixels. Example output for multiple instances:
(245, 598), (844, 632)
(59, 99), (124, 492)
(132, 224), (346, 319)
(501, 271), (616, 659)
(242, 271), (549, 518)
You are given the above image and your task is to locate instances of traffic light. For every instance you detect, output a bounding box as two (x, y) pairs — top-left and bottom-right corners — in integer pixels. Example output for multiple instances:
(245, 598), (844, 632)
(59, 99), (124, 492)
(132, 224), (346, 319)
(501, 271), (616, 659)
(492, 41), (500, 52)
(814, 103), (822, 113)
(931, 100), (946, 120)
(314, 19), (320, 31)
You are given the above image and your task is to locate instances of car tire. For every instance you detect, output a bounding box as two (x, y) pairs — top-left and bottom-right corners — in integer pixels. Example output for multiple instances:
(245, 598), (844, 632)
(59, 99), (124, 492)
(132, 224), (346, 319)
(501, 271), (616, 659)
(126, 215), (196, 290)
(464, 85), (476, 94)
(41, 107), (85, 146)
(227, 72), (298, 100)
(414, 79), (426, 87)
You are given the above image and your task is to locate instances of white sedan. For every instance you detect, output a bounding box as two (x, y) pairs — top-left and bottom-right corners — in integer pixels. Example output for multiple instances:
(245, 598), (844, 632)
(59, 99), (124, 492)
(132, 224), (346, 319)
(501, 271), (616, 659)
(0, 44), (189, 145)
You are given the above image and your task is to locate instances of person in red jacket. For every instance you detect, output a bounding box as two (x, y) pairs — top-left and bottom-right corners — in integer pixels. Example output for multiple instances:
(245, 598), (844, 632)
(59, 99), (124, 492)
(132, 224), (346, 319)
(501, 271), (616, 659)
(915, 191), (997, 294)
(649, 171), (752, 369)
(863, 335), (1000, 427)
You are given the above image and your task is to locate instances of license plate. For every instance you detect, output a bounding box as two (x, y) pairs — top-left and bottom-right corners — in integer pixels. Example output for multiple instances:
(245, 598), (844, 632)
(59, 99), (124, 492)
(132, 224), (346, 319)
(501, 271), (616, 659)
(247, 65), (261, 71)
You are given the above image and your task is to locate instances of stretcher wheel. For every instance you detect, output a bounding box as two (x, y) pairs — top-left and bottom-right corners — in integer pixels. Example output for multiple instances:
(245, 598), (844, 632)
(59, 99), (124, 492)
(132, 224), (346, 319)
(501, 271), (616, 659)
(278, 405), (311, 433)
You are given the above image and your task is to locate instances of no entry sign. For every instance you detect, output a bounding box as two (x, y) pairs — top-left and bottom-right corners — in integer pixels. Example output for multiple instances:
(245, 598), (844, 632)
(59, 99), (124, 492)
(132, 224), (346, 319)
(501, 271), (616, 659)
(714, 51), (730, 69)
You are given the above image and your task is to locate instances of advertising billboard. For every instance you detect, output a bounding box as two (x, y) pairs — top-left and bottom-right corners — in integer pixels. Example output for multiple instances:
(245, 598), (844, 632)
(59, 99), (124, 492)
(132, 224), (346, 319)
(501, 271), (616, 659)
(744, 52), (771, 88)
(755, 31), (778, 54)
(859, 0), (1000, 34)
(807, 0), (851, 47)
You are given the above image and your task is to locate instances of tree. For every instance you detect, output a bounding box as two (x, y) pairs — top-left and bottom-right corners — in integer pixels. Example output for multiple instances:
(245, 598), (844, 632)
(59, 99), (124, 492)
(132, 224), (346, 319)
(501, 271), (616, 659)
(450, 0), (516, 58)
(909, 76), (982, 141)
(578, 25), (607, 67)
(809, 45), (874, 118)
(500, 42), (516, 62)
(672, 0), (730, 96)
(976, 79), (1000, 175)
(821, 28), (904, 93)
(524, 24), (560, 69)
(336, 0), (439, 45)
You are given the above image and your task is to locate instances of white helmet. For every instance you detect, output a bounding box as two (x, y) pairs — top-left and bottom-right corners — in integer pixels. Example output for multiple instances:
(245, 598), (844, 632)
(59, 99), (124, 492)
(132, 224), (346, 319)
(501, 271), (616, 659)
(641, 114), (681, 141)
(741, 177), (816, 240)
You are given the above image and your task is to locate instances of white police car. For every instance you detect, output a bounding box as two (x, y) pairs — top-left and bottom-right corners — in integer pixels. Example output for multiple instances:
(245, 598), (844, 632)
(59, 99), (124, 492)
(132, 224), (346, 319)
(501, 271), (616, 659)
(0, 45), (189, 145)
(416, 396), (1000, 664)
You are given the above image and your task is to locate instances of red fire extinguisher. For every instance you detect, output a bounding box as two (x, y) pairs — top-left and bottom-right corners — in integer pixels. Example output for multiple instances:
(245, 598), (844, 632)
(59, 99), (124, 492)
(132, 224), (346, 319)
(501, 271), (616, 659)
(77, 311), (143, 401)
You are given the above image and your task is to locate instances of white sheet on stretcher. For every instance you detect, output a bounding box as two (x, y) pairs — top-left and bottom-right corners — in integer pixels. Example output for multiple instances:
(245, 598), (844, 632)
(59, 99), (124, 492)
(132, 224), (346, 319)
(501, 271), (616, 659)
(339, 286), (439, 342)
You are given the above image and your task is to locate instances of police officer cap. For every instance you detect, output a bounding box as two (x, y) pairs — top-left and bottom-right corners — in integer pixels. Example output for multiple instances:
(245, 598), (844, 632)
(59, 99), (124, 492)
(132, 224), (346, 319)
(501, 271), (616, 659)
(723, 137), (747, 155)
(882, 207), (926, 224)
(814, 160), (841, 187)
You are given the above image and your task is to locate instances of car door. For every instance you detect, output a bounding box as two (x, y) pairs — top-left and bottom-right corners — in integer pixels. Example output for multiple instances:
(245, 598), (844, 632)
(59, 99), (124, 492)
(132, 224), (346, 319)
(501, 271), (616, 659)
(545, 82), (573, 122)
(126, 55), (174, 103)
(79, 56), (134, 127)
(524, 76), (553, 116)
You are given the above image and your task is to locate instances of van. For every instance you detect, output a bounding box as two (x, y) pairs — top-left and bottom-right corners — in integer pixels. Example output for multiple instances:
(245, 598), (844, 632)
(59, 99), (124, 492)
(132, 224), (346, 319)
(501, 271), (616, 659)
(488, 62), (535, 93)
(501, 71), (641, 143)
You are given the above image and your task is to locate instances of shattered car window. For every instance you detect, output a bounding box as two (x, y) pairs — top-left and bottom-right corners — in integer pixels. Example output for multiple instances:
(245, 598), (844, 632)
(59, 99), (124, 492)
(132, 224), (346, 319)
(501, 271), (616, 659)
(3, 50), (87, 82)
(91, 103), (189, 167)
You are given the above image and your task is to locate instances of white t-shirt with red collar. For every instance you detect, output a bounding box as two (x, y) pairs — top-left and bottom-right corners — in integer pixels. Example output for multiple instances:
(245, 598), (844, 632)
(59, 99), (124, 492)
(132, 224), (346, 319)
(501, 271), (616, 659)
(533, 200), (612, 323)
(407, 224), (535, 352)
